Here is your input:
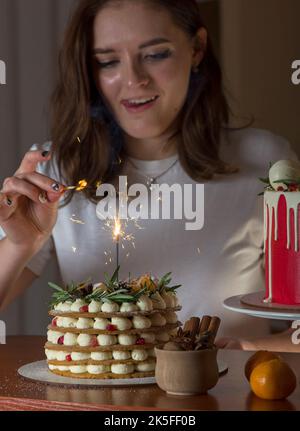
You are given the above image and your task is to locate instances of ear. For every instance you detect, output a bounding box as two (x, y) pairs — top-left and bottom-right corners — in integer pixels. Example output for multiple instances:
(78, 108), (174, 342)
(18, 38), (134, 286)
(192, 27), (208, 68)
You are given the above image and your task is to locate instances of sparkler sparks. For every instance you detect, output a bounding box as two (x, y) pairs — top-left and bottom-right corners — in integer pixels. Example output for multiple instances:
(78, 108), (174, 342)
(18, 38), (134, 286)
(113, 218), (122, 273)
(113, 218), (122, 241)
(101, 217), (139, 266)
(64, 179), (88, 191)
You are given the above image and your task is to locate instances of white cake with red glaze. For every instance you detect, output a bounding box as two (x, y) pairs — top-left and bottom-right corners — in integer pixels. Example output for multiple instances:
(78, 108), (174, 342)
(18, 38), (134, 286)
(45, 270), (181, 379)
(264, 160), (300, 304)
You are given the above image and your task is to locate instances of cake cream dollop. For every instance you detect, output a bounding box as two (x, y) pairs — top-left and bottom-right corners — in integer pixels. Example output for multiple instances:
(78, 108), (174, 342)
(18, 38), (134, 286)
(46, 270), (181, 378)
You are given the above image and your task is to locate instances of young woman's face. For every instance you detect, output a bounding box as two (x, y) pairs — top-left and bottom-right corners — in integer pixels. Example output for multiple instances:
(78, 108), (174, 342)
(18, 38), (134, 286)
(92, 1), (203, 140)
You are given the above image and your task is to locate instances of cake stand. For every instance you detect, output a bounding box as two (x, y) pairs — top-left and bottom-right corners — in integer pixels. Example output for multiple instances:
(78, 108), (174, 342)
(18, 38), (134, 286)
(223, 291), (300, 321)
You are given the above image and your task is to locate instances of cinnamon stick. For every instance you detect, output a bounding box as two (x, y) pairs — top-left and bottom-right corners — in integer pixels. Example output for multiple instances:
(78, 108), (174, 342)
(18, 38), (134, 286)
(207, 316), (221, 344)
(183, 318), (193, 334)
(189, 317), (200, 341)
(198, 315), (211, 334)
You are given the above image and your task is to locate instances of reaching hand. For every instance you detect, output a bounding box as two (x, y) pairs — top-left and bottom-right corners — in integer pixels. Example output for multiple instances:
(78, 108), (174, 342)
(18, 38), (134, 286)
(0, 150), (64, 250)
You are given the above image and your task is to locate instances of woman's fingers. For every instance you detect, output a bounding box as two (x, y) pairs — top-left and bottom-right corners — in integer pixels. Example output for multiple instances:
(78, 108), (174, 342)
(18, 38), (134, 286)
(1, 176), (58, 205)
(15, 150), (51, 175)
(1, 172), (65, 205)
(0, 192), (19, 222)
(14, 172), (65, 195)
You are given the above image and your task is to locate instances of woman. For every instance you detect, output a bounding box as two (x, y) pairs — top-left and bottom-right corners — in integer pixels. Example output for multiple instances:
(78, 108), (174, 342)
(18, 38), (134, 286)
(0, 0), (296, 349)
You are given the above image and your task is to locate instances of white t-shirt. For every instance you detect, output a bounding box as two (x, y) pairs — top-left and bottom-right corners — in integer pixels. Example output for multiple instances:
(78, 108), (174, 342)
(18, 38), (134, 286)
(0, 128), (296, 337)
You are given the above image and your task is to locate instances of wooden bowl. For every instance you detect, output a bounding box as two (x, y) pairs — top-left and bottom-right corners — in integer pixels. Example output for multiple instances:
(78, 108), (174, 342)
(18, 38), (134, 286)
(155, 346), (219, 396)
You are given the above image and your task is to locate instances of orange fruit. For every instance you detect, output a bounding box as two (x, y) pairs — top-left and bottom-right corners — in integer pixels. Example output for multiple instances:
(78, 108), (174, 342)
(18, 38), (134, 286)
(244, 350), (279, 381)
(250, 358), (297, 400)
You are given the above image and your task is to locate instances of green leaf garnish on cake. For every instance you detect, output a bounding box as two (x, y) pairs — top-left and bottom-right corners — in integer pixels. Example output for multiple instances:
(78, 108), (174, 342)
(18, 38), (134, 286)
(48, 267), (181, 309)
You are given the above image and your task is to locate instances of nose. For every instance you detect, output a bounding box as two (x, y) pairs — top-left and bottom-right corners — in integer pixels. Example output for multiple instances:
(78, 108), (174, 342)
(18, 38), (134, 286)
(123, 58), (150, 88)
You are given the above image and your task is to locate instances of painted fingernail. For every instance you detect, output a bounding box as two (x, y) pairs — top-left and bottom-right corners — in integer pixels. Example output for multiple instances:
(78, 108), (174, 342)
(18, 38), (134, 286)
(51, 183), (60, 192)
(38, 191), (48, 204)
(42, 151), (50, 157)
(6, 197), (13, 206)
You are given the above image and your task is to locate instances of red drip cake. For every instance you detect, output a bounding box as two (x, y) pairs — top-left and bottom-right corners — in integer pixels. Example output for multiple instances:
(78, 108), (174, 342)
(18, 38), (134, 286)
(264, 160), (300, 305)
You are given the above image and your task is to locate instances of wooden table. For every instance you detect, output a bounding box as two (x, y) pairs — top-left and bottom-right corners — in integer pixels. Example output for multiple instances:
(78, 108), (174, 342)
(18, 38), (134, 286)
(0, 336), (299, 411)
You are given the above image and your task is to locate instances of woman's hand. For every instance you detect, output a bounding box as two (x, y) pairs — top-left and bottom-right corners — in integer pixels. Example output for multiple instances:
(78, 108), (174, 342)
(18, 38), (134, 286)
(0, 150), (64, 251)
(216, 328), (299, 352)
(216, 336), (244, 350)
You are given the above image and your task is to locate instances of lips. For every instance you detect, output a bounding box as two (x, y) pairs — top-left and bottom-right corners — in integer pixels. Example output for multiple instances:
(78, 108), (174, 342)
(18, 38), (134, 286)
(121, 95), (159, 113)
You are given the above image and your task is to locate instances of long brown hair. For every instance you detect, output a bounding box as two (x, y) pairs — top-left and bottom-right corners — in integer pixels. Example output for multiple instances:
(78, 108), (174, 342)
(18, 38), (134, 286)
(51, 0), (237, 204)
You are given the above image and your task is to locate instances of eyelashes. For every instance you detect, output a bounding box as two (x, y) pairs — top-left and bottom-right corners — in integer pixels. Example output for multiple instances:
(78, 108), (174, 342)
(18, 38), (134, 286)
(96, 49), (172, 69)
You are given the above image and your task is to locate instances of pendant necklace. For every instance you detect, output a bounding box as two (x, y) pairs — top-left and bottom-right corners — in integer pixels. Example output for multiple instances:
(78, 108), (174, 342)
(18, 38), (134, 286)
(127, 157), (179, 190)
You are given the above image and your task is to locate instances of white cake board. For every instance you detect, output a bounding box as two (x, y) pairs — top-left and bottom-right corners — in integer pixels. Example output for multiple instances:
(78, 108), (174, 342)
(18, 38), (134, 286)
(18, 360), (228, 388)
(223, 293), (300, 321)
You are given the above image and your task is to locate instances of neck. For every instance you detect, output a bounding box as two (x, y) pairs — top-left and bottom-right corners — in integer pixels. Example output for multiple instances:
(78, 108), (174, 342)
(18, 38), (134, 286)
(123, 130), (180, 161)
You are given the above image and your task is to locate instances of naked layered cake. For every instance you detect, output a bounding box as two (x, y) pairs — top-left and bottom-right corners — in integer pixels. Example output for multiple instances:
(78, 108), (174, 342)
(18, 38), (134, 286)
(262, 160), (300, 304)
(45, 268), (182, 379)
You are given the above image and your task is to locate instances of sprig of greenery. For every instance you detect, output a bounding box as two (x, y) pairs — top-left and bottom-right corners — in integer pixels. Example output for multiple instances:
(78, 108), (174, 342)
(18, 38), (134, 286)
(273, 178), (300, 184)
(157, 272), (181, 294)
(259, 177), (270, 185)
(48, 281), (78, 308)
(49, 268), (181, 309)
(104, 266), (120, 289)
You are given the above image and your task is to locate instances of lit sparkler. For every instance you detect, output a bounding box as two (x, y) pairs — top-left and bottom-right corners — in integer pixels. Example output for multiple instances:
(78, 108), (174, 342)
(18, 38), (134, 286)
(64, 179), (88, 191)
(113, 218), (122, 273)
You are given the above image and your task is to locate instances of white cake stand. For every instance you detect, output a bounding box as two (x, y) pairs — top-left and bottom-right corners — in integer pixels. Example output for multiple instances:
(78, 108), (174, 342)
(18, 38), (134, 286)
(223, 291), (300, 321)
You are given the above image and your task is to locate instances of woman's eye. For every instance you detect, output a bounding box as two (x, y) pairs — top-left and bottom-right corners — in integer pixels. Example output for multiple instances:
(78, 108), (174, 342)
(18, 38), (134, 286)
(145, 50), (172, 61)
(95, 50), (172, 69)
(96, 60), (119, 69)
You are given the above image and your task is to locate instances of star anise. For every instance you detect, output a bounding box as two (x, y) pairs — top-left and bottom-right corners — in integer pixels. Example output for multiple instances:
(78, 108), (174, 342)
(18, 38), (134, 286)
(74, 282), (94, 298)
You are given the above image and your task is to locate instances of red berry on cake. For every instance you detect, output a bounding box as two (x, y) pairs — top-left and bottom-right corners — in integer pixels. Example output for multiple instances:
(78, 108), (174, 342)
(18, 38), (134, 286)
(90, 336), (99, 347)
(66, 354), (72, 362)
(79, 305), (89, 313)
(106, 324), (117, 331)
(58, 336), (64, 345)
(288, 184), (298, 192)
(51, 317), (58, 327)
(136, 338), (146, 345)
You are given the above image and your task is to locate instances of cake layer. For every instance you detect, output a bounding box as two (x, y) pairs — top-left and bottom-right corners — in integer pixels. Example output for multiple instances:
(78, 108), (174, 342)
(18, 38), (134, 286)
(264, 191), (300, 304)
(49, 368), (155, 379)
(48, 306), (181, 319)
(47, 357), (156, 366)
(49, 360), (155, 375)
(45, 341), (161, 352)
(47, 322), (179, 335)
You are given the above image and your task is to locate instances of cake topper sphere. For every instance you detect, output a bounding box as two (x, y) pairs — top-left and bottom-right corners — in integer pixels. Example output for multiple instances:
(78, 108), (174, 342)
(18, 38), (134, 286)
(269, 159), (300, 191)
